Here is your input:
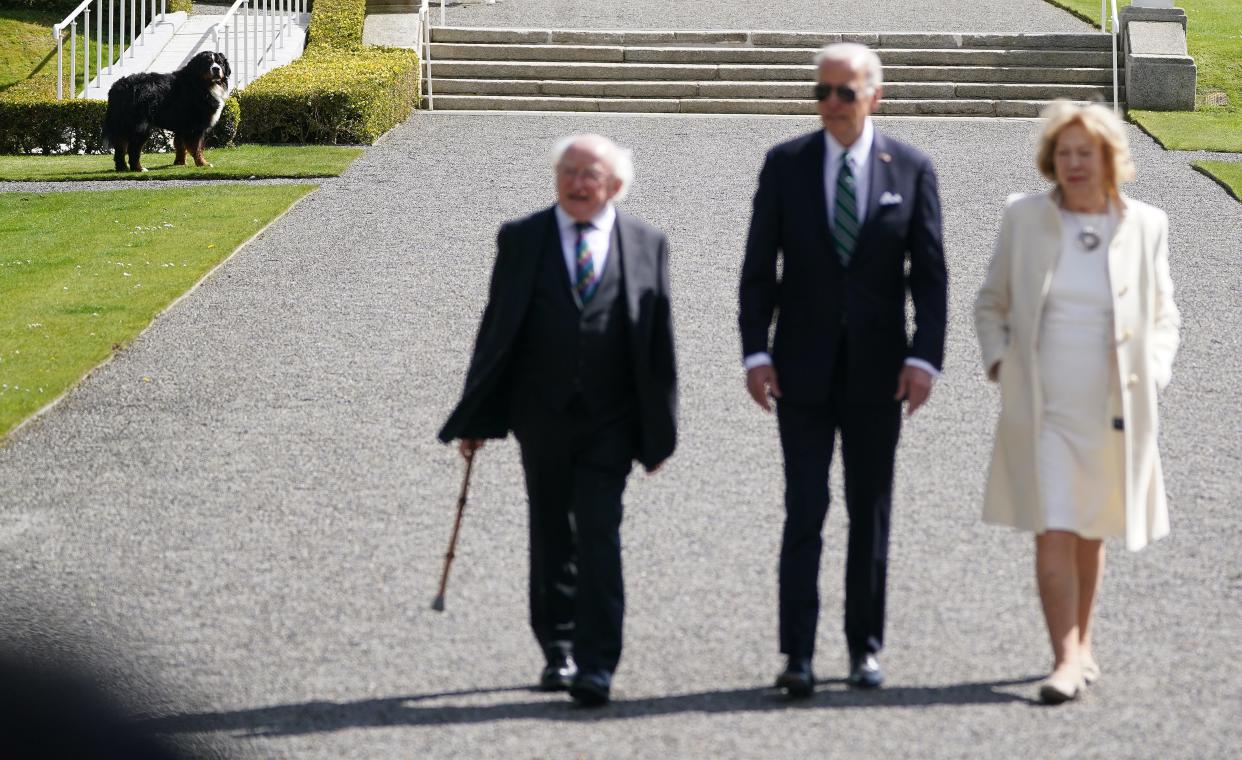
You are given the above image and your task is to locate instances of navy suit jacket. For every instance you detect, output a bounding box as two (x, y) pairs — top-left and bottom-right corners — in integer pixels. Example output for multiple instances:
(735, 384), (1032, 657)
(439, 206), (677, 471)
(739, 128), (947, 404)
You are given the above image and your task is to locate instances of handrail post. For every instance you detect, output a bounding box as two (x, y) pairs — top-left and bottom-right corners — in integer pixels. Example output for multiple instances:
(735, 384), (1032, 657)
(83, 8), (90, 92)
(55, 24), (64, 100)
(107, 0), (112, 74)
(95, 0), (101, 83)
(1111, 0), (1120, 114)
(70, 20), (77, 98)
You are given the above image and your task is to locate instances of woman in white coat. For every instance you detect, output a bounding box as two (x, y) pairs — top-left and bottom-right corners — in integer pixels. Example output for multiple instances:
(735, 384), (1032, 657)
(975, 102), (1180, 705)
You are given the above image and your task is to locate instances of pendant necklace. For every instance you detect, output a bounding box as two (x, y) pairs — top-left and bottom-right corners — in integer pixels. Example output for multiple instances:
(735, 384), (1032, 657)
(1062, 204), (1111, 252)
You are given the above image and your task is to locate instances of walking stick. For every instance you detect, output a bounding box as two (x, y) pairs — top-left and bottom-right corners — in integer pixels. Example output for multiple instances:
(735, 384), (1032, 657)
(431, 447), (476, 612)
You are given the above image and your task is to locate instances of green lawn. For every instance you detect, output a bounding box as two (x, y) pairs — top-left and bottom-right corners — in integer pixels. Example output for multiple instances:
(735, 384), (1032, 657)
(1193, 160), (1242, 201)
(1045, 0), (1241, 147)
(1129, 110), (1242, 152)
(0, 145), (365, 181)
(0, 183), (315, 439)
(0, 8), (60, 90)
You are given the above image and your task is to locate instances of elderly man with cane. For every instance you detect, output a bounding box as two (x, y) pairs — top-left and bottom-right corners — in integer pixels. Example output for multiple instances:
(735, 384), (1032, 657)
(439, 134), (678, 707)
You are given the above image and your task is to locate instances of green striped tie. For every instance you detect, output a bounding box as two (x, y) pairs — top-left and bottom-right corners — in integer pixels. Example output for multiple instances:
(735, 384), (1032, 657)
(833, 153), (859, 266)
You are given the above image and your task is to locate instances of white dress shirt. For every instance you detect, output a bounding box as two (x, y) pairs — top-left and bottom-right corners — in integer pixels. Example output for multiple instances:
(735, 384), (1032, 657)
(555, 203), (616, 291)
(744, 118), (939, 380)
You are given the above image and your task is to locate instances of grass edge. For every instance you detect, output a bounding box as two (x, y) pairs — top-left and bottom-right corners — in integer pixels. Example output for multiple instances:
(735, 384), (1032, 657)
(1190, 162), (1242, 202)
(0, 183), (320, 446)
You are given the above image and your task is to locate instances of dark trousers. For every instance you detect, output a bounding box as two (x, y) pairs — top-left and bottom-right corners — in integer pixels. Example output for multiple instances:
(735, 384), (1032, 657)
(514, 400), (635, 675)
(775, 343), (902, 660)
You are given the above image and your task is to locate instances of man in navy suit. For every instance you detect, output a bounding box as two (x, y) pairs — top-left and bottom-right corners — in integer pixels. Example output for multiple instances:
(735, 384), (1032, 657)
(739, 43), (947, 698)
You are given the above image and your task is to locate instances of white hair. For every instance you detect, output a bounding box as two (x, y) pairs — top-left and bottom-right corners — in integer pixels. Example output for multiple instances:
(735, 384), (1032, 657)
(550, 133), (634, 203)
(813, 42), (884, 91)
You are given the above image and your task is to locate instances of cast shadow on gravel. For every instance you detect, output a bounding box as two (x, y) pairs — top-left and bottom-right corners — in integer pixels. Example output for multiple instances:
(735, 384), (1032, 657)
(141, 677), (1043, 738)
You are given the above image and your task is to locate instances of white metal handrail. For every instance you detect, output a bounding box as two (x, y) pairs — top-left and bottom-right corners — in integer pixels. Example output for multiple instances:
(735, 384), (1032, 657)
(55, 0), (167, 99)
(1100, 0), (1121, 113)
(212, 0), (305, 89)
(420, 0), (434, 110)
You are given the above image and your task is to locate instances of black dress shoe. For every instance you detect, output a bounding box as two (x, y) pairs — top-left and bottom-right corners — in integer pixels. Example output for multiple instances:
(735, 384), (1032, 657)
(848, 653), (884, 689)
(775, 657), (815, 698)
(568, 670), (611, 707)
(538, 654), (577, 692)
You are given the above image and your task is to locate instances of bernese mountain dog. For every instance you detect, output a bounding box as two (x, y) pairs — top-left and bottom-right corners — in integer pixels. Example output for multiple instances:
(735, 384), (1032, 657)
(102, 50), (231, 172)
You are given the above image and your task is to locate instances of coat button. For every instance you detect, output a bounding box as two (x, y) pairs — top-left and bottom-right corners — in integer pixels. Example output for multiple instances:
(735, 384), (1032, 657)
(1127, 373), (1139, 387)
(1118, 285), (1129, 297)
(1117, 328), (1133, 343)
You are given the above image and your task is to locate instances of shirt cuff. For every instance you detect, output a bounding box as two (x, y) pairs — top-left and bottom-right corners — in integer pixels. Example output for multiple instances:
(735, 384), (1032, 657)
(904, 357), (941, 379)
(743, 352), (773, 370)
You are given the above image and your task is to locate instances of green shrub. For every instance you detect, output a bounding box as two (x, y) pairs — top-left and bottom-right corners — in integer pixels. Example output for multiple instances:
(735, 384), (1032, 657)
(305, 0), (365, 52)
(237, 46), (417, 144)
(0, 75), (240, 154)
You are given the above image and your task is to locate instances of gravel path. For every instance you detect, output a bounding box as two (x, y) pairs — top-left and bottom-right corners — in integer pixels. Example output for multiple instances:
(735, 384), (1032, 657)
(434, 0), (1094, 33)
(2, 111), (1239, 758)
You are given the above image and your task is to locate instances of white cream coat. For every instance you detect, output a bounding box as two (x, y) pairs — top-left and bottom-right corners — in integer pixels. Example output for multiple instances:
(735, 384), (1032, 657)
(975, 191), (1180, 551)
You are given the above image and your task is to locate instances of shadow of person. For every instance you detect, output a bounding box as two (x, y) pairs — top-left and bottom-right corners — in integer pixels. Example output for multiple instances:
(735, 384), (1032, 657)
(142, 676), (1043, 738)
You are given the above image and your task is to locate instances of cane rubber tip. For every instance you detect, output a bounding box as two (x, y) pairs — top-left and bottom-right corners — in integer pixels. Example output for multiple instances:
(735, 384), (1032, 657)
(431, 595), (445, 612)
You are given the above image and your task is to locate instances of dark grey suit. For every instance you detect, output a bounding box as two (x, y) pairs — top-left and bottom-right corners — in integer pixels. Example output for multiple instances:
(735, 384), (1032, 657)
(440, 205), (676, 674)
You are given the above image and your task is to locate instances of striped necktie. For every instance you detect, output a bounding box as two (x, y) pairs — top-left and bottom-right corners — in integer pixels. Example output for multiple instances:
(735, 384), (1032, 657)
(574, 221), (598, 303)
(833, 153), (859, 266)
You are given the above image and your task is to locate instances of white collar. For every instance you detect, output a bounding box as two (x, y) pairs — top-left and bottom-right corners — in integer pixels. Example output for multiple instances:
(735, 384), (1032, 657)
(825, 117), (875, 169)
(555, 203), (616, 232)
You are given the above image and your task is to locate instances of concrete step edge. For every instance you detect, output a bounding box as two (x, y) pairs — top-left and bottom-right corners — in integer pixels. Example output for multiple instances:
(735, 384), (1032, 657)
(428, 26), (1114, 50)
(428, 94), (1114, 116)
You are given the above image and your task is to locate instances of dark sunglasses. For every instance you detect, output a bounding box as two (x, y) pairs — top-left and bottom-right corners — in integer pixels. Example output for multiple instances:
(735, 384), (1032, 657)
(814, 83), (859, 103)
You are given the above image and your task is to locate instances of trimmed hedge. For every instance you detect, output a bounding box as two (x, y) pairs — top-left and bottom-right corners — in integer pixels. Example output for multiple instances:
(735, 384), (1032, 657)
(0, 76), (240, 153)
(234, 0), (420, 145)
(237, 46), (417, 144)
(305, 0), (366, 51)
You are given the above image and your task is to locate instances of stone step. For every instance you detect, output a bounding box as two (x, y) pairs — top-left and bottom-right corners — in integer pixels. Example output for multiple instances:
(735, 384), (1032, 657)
(428, 42), (1114, 67)
(431, 94), (1095, 117)
(429, 60), (1115, 84)
(429, 26), (1115, 50)
(431, 78), (1121, 102)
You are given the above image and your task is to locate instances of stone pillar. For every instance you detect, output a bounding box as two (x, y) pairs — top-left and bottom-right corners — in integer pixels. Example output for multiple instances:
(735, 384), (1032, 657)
(1118, 4), (1196, 110)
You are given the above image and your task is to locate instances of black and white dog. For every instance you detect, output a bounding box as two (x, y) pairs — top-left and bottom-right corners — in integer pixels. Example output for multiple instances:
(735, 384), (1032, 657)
(102, 50), (231, 172)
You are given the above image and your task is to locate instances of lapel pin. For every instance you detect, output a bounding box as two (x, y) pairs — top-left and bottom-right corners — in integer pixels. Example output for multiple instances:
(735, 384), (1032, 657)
(878, 152), (892, 163)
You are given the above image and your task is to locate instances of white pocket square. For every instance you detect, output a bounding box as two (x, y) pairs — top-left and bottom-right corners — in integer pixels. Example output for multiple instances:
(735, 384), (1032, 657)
(879, 192), (903, 206)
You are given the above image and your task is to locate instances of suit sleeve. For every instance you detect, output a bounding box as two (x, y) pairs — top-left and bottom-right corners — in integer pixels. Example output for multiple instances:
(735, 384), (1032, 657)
(1149, 210), (1181, 390)
(645, 232), (678, 468)
(437, 224), (518, 443)
(906, 155), (948, 371)
(739, 149), (782, 360)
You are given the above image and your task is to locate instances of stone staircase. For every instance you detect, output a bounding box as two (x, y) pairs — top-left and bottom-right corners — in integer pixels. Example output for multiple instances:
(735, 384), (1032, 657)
(425, 27), (1121, 116)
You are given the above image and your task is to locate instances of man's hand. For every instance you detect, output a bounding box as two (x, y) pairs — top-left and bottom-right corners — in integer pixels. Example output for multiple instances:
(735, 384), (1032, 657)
(458, 438), (485, 458)
(747, 365), (782, 412)
(895, 365), (934, 416)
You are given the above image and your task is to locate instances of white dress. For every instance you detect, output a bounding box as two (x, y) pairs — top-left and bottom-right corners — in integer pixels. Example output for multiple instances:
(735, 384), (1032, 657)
(1036, 210), (1126, 538)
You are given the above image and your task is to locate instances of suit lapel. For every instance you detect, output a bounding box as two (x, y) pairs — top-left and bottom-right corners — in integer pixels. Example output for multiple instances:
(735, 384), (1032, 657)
(805, 132), (832, 253)
(857, 131), (896, 247)
(616, 211), (641, 328)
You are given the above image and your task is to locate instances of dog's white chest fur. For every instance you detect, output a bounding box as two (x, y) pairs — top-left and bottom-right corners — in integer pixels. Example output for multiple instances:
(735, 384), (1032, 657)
(209, 84), (226, 127)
